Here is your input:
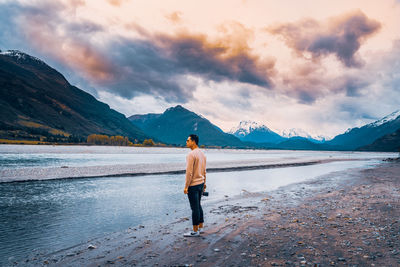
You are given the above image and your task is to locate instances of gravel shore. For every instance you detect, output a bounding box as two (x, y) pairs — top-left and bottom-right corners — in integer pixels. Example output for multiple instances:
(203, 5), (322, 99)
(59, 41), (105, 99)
(20, 160), (400, 267)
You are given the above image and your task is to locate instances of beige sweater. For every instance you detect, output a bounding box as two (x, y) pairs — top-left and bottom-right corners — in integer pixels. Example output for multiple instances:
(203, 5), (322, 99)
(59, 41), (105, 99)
(185, 148), (206, 189)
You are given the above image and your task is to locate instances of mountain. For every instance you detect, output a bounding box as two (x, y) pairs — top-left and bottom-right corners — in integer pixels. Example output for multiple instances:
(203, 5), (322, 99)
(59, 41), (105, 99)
(129, 105), (245, 147)
(229, 121), (326, 144)
(273, 137), (325, 150)
(281, 128), (327, 143)
(229, 121), (285, 144)
(0, 50), (147, 142)
(358, 128), (400, 152)
(128, 113), (161, 129)
(327, 110), (400, 150)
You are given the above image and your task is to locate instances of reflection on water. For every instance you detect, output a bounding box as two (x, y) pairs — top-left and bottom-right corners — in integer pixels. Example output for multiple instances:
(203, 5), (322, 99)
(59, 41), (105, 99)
(0, 158), (380, 265)
(0, 175), (188, 265)
(206, 160), (376, 200)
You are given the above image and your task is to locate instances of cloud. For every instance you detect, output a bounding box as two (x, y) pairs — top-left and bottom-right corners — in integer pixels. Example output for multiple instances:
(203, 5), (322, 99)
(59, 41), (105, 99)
(278, 62), (328, 104)
(266, 11), (383, 104)
(155, 29), (275, 88)
(0, 1), (276, 103)
(0, 1), (114, 82)
(1, 0), (398, 137)
(268, 10), (381, 67)
(336, 76), (369, 97)
(99, 37), (196, 102)
(276, 60), (374, 104)
(165, 11), (183, 24)
(106, 0), (127, 6)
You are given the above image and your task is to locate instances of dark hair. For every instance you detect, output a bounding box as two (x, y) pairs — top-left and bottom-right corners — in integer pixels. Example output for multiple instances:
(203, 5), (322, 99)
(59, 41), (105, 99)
(189, 134), (199, 145)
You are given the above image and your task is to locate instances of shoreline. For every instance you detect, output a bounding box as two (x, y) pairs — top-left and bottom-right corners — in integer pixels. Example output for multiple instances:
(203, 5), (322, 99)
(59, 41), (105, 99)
(18, 160), (400, 266)
(1, 158), (367, 183)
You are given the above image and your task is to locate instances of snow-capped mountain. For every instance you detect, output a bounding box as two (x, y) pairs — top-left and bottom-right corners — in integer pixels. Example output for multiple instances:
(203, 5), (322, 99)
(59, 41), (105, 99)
(229, 121), (272, 137)
(281, 128), (312, 139)
(0, 50), (45, 65)
(366, 110), (400, 128)
(328, 109), (400, 150)
(281, 128), (328, 142)
(230, 121), (285, 144)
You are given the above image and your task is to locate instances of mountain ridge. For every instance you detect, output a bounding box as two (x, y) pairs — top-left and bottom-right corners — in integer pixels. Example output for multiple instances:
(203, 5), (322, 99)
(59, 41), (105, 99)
(230, 121), (327, 144)
(129, 105), (245, 147)
(327, 110), (400, 150)
(229, 120), (285, 144)
(130, 106), (400, 151)
(0, 49), (148, 142)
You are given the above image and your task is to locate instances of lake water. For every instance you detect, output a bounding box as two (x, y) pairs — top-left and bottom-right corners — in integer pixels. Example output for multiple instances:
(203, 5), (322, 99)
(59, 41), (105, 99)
(0, 144), (392, 170)
(0, 145), (396, 265)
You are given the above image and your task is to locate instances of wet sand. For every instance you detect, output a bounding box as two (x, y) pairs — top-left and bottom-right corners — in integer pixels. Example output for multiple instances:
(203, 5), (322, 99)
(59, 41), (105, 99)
(20, 160), (399, 267)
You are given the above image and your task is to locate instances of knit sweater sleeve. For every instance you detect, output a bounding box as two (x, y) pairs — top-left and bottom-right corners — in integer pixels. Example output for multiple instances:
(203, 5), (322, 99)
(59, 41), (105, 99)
(185, 153), (194, 189)
(203, 156), (207, 185)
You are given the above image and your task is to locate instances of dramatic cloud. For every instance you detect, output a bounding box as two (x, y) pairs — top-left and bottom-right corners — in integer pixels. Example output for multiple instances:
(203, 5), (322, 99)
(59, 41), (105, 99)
(269, 10), (381, 67)
(100, 37), (195, 102)
(276, 62), (372, 104)
(1, 0), (399, 137)
(0, 1), (275, 103)
(155, 30), (275, 88)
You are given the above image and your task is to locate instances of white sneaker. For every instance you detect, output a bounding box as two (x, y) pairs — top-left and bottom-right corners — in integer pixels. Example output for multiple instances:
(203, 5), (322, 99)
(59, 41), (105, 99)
(199, 228), (205, 234)
(183, 231), (200, 237)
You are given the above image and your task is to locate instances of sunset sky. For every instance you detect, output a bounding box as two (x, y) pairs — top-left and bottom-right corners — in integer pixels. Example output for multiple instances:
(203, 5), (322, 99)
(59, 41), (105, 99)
(1, 0), (400, 138)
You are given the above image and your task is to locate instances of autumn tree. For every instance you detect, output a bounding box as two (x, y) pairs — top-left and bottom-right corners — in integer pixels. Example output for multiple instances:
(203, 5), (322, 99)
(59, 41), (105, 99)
(143, 139), (155, 146)
(87, 134), (134, 146)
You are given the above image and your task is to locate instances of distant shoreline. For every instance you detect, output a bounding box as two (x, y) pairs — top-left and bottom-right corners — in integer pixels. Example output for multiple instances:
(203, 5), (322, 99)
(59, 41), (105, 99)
(1, 141), (397, 152)
(0, 139), (172, 148)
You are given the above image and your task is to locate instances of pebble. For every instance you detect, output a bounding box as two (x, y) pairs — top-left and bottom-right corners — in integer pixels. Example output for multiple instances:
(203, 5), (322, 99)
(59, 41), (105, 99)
(214, 248), (220, 252)
(87, 244), (97, 249)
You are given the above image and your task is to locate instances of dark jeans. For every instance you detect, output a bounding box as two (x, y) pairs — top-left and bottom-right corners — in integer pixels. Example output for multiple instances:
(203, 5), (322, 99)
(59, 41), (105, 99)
(187, 183), (204, 226)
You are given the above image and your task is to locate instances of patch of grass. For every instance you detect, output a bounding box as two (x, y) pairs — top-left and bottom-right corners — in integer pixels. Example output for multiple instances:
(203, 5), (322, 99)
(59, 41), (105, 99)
(18, 120), (44, 128)
(18, 120), (71, 137)
(0, 139), (50, 145)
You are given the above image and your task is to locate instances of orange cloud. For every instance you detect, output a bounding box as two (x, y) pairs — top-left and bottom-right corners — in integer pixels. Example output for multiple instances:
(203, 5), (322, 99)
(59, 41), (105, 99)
(268, 10), (381, 67)
(155, 26), (275, 88)
(106, 0), (126, 7)
(165, 11), (183, 24)
(19, 13), (114, 82)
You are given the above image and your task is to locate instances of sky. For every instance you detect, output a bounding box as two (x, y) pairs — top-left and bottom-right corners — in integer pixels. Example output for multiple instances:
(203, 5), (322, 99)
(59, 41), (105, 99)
(1, 0), (399, 138)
